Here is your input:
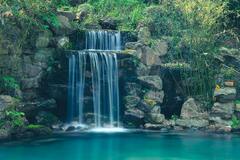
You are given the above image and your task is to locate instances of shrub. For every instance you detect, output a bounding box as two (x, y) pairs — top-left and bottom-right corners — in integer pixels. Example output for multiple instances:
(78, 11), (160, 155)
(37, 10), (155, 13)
(5, 110), (26, 128)
(0, 76), (20, 95)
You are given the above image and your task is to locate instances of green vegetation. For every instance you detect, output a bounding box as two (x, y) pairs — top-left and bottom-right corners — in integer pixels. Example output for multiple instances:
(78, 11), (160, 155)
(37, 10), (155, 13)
(0, 76), (20, 94)
(231, 115), (240, 129)
(27, 124), (45, 129)
(5, 110), (25, 128)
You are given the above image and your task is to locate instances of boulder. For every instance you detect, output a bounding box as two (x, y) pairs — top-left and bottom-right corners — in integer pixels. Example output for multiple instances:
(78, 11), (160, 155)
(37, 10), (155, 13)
(211, 102), (234, 120)
(144, 90), (164, 104)
(21, 77), (40, 89)
(180, 98), (208, 119)
(138, 76), (163, 90)
(151, 40), (168, 56)
(141, 46), (161, 66)
(0, 95), (19, 119)
(124, 96), (141, 109)
(56, 36), (70, 48)
(145, 111), (165, 124)
(214, 87), (236, 103)
(22, 63), (42, 78)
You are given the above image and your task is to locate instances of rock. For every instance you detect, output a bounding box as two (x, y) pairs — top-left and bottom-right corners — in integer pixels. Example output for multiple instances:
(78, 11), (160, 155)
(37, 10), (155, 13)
(125, 42), (143, 51)
(36, 111), (59, 127)
(26, 125), (52, 136)
(58, 11), (76, 21)
(207, 124), (232, 133)
(209, 116), (232, 126)
(34, 48), (55, 68)
(0, 95), (19, 119)
(124, 108), (145, 127)
(138, 27), (151, 45)
(135, 62), (149, 76)
(138, 76), (163, 90)
(151, 40), (168, 56)
(19, 99), (56, 118)
(99, 18), (118, 30)
(141, 46), (161, 66)
(211, 102), (234, 120)
(144, 90), (164, 104)
(124, 83), (141, 96)
(0, 129), (10, 140)
(53, 15), (74, 35)
(180, 98), (208, 119)
(21, 77), (39, 89)
(176, 119), (209, 128)
(214, 87), (236, 103)
(146, 113), (165, 124)
(144, 123), (166, 130)
(56, 36), (70, 48)
(75, 4), (93, 21)
(35, 31), (52, 48)
(124, 96), (141, 109)
(22, 63), (42, 78)
(151, 106), (161, 114)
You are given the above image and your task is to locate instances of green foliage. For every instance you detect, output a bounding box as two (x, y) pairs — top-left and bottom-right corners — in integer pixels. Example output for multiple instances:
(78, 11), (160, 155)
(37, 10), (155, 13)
(5, 110), (25, 128)
(231, 115), (240, 129)
(0, 76), (20, 94)
(171, 115), (179, 121)
(220, 67), (236, 80)
(88, 0), (146, 30)
(27, 124), (44, 129)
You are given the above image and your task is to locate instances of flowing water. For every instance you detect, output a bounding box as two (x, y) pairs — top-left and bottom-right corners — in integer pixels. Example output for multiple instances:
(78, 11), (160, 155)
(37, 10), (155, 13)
(1, 132), (240, 160)
(67, 30), (121, 127)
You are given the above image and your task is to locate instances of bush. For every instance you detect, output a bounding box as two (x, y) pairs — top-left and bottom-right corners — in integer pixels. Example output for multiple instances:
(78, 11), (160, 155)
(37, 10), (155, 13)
(0, 76), (20, 95)
(5, 110), (26, 128)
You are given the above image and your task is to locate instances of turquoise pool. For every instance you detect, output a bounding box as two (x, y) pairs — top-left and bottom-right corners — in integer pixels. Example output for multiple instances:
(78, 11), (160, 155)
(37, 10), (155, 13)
(0, 132), (240, 160)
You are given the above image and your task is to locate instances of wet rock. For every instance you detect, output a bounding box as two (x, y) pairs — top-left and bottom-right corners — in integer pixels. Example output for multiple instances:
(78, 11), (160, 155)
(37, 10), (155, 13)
(20, 99), (56, 118)
(0, 129), (10, 140)
(144, 123), (166, 130)
(124, 108), (145, 127)
(176, 119), (209, 128)
(138, 76), (163, 90)
(145, 113), (165, 124)
(124, 96), (141, 109)
(144, 90), (164, 104)
(209, 116), (232, 126)
(36, 111), (59, 127)
(214, 87), (236, 103)
(211, 102), (234, 120)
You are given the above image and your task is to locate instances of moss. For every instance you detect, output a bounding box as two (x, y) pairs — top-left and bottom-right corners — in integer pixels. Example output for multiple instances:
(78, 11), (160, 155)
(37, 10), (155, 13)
(144, 98), (157, 107)
(27, 124), (45, 129)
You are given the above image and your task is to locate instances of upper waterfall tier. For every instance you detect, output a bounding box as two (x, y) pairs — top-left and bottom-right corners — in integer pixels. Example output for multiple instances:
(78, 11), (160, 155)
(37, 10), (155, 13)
(86, 30), (121, 51)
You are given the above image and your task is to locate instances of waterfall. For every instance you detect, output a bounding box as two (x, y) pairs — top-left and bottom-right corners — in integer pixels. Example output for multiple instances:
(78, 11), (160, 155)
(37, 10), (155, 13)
(86, 30), (121, 51)
(67, 30), (121, 128)
(67, 52), (87, 123)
